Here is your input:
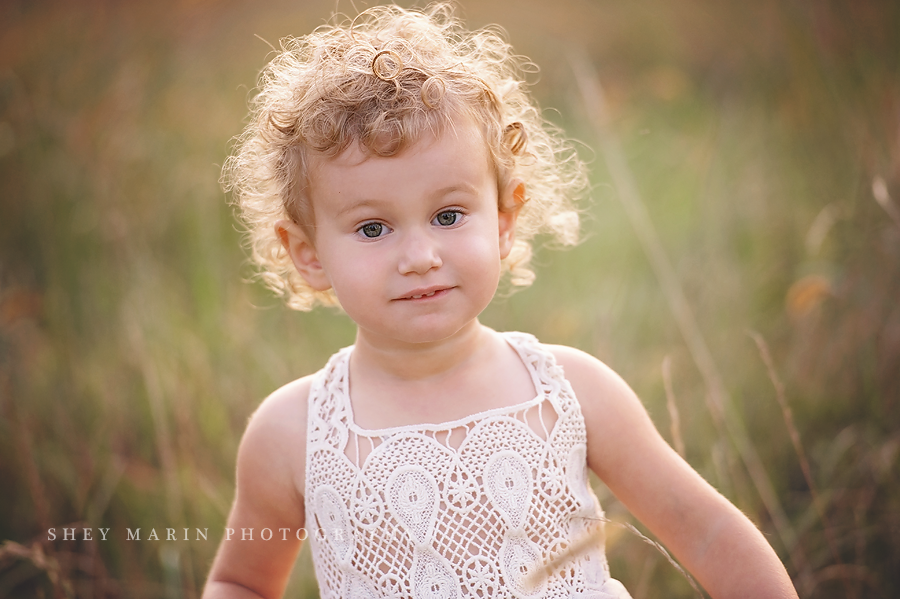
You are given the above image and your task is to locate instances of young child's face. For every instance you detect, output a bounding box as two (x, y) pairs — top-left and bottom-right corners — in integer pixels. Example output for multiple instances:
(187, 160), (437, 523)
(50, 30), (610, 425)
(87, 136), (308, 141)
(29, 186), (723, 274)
(284, 118), (520, 346)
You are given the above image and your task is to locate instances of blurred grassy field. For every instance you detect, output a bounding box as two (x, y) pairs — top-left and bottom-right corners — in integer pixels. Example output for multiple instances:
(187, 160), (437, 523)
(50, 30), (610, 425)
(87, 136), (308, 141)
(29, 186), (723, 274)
(1, 0), (898, 597)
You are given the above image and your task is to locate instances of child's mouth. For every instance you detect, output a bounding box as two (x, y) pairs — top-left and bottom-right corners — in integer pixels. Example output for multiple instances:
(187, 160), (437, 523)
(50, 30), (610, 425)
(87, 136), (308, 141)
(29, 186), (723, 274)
(398, 287), (451, 300)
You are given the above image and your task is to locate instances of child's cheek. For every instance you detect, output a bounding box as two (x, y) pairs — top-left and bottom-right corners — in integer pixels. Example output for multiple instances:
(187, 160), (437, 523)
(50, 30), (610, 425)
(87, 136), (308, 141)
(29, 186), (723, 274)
(462, 226), (502, 262)
(336, 244), (385, 288)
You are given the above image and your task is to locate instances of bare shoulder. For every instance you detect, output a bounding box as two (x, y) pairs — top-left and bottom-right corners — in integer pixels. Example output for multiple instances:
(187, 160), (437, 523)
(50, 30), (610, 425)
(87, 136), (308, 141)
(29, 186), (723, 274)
(246, 373), (315, 444)
(236, 373), (316, 513)
(545, 344), (660, 482)
(545, 344), (635, 404)
(545, 345), (645, 442)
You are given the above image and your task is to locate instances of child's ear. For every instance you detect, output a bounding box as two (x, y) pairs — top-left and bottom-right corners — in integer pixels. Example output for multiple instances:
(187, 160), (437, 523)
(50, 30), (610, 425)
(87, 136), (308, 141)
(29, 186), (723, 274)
(498, 178), (525, 259)
(274, 220), (332, 291)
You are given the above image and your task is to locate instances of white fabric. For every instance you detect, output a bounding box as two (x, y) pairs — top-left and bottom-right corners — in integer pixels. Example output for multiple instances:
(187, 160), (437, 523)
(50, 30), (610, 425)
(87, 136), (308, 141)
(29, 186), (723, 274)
(305, 332), (632, 599)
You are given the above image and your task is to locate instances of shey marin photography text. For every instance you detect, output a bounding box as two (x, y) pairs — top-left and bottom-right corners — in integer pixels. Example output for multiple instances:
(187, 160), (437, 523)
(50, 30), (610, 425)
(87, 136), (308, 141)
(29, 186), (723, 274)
(46, 527), (346, 542)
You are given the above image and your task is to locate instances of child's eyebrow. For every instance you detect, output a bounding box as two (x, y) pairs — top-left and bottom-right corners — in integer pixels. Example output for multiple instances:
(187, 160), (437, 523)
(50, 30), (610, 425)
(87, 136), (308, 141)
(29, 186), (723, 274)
(335, 198), (383, 218)
(432, 183), (480, 199)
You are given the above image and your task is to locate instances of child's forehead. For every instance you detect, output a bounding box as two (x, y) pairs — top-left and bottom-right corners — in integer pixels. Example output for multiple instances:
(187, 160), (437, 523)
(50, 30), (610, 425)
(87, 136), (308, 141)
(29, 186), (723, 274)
(308, 116), (490, 179)
(304, 119), (495, 204)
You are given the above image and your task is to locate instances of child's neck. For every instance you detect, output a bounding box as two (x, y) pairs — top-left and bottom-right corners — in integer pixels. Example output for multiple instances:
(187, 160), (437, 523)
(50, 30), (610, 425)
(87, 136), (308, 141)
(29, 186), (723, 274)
(351, 318), (491, 382)
(346, 320), (537, 431)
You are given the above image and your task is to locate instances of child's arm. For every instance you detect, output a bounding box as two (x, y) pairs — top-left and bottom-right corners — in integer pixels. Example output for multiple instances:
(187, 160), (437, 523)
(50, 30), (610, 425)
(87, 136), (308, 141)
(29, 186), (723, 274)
(202, 377), (313, 599)
(551, 346), (799, 599)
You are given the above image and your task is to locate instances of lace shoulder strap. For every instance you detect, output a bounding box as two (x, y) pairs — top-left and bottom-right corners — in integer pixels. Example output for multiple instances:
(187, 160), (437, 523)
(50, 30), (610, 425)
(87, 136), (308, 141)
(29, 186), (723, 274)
(306, 346), (354, 454)
(502, 331), (580, 414)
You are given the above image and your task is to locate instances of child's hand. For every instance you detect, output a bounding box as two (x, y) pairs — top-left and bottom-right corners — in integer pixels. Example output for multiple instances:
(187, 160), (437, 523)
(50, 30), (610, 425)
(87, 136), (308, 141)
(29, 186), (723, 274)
(203, 376), (313, 599)
(551, 346), (799, 599)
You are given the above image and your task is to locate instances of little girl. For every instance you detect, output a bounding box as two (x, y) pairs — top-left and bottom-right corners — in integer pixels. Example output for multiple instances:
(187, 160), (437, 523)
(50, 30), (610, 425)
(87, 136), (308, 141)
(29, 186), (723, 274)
(204, 4), (798, 598)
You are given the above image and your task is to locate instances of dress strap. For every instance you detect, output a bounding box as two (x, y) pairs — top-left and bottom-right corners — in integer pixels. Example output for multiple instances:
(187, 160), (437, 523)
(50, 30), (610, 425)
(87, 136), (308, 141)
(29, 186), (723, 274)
(306, 345), (354, 453)
(501, 331), (578, 414)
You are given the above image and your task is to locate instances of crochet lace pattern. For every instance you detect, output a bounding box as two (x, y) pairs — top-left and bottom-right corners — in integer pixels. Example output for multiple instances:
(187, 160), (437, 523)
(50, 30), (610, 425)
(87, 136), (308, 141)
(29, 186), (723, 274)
(305, 332), (632, 599)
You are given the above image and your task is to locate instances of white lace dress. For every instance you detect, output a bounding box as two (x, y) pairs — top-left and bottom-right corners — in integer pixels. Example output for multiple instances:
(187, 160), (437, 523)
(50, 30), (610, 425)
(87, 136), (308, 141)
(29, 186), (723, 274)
(304, 332), (632, 599)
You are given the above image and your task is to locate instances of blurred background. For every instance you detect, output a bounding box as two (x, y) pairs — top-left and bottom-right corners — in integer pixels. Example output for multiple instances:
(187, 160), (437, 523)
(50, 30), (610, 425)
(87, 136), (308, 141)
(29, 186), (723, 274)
(1, 0), (898, 597)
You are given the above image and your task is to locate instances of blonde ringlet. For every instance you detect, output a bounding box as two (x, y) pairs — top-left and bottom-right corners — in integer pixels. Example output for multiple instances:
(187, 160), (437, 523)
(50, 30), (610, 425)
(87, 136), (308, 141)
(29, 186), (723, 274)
(222, 2), (587, 311)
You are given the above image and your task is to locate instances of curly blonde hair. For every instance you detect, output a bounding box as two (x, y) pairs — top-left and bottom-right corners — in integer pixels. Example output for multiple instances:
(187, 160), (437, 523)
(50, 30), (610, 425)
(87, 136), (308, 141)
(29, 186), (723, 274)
(223, 2), (586, 311)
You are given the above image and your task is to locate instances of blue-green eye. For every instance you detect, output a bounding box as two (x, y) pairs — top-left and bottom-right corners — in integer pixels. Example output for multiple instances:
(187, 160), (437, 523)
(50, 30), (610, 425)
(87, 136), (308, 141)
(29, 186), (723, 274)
(434, 211), (460, 226)
(359, 222), (385, 238)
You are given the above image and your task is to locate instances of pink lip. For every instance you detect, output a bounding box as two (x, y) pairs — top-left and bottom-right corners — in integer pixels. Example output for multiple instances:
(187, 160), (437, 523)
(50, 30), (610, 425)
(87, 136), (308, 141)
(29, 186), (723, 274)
(395, 286), (453, 301)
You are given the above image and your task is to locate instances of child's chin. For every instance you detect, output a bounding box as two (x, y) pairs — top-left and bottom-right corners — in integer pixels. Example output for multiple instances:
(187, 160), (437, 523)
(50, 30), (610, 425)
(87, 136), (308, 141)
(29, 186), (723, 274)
(360, 319), (478, 346)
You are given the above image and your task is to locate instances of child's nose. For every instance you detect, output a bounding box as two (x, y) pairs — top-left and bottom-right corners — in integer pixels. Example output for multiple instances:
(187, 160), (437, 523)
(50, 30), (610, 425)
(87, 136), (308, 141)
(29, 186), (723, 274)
(397, 230), (442, 275)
